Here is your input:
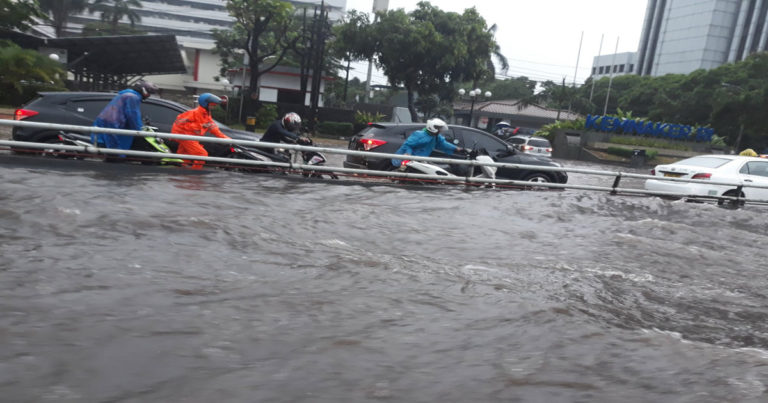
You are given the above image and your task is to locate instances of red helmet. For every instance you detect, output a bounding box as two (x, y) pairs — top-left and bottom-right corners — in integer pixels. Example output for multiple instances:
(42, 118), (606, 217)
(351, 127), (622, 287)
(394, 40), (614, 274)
(282, 112), (302, 132)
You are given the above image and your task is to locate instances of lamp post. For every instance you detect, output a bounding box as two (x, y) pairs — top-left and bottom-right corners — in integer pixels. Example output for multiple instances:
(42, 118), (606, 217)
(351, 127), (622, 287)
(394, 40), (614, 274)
(458, 88), (492, 128)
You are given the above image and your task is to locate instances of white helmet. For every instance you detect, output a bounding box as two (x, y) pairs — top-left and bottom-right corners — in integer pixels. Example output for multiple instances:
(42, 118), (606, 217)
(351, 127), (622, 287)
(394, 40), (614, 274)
(426, 118), (447, 134)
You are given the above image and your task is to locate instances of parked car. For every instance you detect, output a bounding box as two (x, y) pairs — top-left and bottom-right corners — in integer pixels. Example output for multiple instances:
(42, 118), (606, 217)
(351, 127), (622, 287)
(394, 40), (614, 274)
(644, 155), (768, 202)
(506, 135), (553, 157)
(12, 91), (259, 149)
(343, 123), (568, 183)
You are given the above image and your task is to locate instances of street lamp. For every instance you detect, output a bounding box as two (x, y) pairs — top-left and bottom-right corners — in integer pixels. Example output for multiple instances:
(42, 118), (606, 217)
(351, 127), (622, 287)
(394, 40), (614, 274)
(458, 88), (492, 128)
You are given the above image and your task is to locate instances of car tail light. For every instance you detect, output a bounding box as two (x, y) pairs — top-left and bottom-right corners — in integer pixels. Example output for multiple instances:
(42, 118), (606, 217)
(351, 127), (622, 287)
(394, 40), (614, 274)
(360, 138), (387, 151)
(522, 145), (534, 151)
(691, 173), (712, 180)
(14, 108), (38, 120)
(651, 168), (656, 175)
(545, 148), (552, 153)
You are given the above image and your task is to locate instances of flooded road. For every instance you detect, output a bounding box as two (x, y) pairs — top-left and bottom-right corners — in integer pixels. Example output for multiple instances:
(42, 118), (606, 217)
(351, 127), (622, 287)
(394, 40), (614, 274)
(1, 160), (767, 402)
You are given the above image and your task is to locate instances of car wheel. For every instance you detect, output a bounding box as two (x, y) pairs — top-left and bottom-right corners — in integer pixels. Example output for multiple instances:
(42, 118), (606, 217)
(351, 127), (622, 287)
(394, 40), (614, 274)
(521, 172), (552, 189)
(717, 189), (745, 209)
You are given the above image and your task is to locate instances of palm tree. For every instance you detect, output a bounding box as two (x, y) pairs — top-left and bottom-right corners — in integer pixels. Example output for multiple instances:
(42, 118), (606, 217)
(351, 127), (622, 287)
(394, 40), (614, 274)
(89, 0), (143, 34)
(38, 0), (89, 37)
(486, 23), (509, 79)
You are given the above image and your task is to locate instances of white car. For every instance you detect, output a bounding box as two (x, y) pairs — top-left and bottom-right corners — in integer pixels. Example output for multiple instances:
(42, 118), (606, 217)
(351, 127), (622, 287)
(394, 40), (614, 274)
(506, 135), (553, 157)
(644, 155), (768, 202)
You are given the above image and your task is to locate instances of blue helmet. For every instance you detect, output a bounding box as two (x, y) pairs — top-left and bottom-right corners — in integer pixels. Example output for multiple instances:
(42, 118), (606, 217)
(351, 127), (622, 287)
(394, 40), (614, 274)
(198, 93), (223, 108)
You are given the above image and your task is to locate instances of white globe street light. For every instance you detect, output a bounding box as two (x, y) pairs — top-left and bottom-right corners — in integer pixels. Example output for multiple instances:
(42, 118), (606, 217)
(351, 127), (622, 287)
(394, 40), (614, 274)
(458, 87), (493, 128)
(48, 53), (59, 62)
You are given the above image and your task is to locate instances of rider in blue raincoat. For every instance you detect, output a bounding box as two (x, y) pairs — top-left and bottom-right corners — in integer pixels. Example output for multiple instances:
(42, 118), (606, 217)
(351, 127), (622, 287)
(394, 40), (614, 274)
(91, 80), (158, 150)
(391, 118), (464, 168)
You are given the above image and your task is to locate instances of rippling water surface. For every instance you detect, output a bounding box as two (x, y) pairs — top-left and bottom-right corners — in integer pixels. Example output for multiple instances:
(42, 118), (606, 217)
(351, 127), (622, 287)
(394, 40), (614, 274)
(2, 162), (768, 402)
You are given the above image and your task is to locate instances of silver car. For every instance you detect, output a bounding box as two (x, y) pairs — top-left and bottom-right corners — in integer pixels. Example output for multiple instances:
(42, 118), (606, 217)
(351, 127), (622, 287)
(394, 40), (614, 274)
(507, 135), (553, 157)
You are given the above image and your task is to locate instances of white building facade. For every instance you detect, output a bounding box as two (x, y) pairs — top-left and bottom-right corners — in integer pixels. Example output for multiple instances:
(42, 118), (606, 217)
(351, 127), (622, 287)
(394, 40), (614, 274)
(65, 0), (347, 104)
(590, 52), (637, 79)
(636, 0), (768, 76)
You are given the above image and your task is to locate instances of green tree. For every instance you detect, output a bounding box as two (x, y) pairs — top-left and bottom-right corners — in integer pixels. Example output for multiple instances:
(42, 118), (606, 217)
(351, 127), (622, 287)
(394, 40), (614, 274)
(39, 0), (88, 37)
(213, 0), (298, 101)
(485, 76), (535, 100)
(88, 0), (143, 34)
(0, 0), (46, 32)
(0, 40), (65, 105)
(329, 10), (372, 105)
(339, 2), (504, 122)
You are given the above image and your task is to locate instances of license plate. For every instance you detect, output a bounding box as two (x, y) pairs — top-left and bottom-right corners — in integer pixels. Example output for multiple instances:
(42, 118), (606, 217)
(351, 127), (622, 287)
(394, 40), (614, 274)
(663, 172), (683, 178)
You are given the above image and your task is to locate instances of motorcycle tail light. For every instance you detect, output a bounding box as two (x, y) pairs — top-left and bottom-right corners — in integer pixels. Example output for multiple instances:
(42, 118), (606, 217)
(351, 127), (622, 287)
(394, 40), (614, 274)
(14, 109), (38, 120)
(691, 173), (712, 180)
(361, 138), (387, 151)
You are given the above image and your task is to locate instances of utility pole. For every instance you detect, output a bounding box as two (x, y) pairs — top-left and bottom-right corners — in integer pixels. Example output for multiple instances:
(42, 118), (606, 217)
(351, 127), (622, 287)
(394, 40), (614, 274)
(603, 36), (620, 116)
(364, 0), (389, 102)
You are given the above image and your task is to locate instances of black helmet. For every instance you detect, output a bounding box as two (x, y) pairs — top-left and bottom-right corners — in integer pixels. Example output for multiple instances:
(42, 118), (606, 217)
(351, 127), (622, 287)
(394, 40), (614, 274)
(131, 80), (159, 100)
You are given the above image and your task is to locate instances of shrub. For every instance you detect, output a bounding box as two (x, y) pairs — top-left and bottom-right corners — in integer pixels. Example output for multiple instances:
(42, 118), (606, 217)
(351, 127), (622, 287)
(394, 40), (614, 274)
(608, 136), (691, 151)
(354, 110), (386, 125)
(317, 121), (354, 137)
(252, 104), (278, 128)
(535, 119), (586, 141)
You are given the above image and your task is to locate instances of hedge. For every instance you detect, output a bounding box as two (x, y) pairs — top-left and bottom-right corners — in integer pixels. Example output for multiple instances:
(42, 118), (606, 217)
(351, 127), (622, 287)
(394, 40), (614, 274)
(317, 121), (353, 137)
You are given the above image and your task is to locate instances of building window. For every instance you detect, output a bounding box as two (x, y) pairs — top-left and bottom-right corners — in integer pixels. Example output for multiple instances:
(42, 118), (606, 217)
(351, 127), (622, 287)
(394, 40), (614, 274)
(592, 67), (596, 75)
(619, 64), (625, 72)
(598, 66), (604, 74)
(613, 65), (618, 73)
(629, 64), (634, 72)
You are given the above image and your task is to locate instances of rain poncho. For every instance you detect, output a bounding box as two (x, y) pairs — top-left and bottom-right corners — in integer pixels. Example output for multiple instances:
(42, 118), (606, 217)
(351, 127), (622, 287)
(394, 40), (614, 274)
(391, 128), (458, 167)
(91, 89), (143, 150)
(171, 105), (230, 169)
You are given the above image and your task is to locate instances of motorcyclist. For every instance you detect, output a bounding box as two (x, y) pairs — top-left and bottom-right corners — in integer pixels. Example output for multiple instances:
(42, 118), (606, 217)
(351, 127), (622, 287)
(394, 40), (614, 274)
(391, 118), (465, 169)
(171, 93), (231, 169)
(492, 121), (518, 140)
(91, 80), (159, 151)
(261, 112), (310, 146)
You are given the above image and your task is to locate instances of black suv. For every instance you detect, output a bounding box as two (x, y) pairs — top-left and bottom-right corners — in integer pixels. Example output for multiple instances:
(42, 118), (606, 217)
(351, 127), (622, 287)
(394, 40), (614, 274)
(12, 91), (259, 145)
(344, 123), (568, 183)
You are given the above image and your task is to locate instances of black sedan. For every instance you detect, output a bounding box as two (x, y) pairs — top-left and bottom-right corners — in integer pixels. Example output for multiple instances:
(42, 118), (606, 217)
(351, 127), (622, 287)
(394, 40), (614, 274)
(343, 123), (568, 183)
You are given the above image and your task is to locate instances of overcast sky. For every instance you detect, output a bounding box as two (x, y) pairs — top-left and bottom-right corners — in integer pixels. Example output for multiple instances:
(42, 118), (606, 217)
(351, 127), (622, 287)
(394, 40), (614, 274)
(343, 0), (649, 86)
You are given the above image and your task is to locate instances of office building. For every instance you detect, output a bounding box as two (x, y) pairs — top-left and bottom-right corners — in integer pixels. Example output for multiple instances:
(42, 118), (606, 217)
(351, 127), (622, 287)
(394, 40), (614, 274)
(636, 0), (768, 76)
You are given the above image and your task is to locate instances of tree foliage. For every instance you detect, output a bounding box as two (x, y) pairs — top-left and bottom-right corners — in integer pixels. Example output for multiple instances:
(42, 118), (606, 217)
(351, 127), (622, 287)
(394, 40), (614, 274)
(558, 52), (768, 151)
(213, 0), (298, 100)
(88, 0), (143, 34)
(39, 0), (88, 37)
(0, 0), (46, 32)
(334, 1), (505, 122)
(0, 40), (65, 105)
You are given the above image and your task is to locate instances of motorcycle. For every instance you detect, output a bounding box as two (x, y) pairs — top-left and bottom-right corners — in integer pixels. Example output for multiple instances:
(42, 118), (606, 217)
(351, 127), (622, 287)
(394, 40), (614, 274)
(57, 127), (184, 165)
(208, 136), (337, 179)
(395, 148), (497, 187)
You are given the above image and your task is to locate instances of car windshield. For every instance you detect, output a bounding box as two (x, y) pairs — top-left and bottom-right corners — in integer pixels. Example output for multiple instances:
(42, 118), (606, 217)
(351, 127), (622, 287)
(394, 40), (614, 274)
(528, 139), (550, 147)
(674, 156), (731, 168)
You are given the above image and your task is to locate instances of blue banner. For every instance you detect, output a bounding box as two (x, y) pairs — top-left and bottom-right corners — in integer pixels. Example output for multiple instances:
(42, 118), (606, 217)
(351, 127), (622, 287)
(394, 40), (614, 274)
(585, 115), (714, 142)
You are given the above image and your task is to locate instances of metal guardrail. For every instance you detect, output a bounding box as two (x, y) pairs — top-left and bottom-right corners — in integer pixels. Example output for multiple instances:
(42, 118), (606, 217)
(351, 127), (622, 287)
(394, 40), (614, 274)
(1, 119), (767, 206)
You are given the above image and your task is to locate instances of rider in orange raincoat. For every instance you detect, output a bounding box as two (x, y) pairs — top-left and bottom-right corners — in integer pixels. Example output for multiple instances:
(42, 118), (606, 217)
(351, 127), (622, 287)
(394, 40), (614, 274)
(171, 93), (230, 169)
